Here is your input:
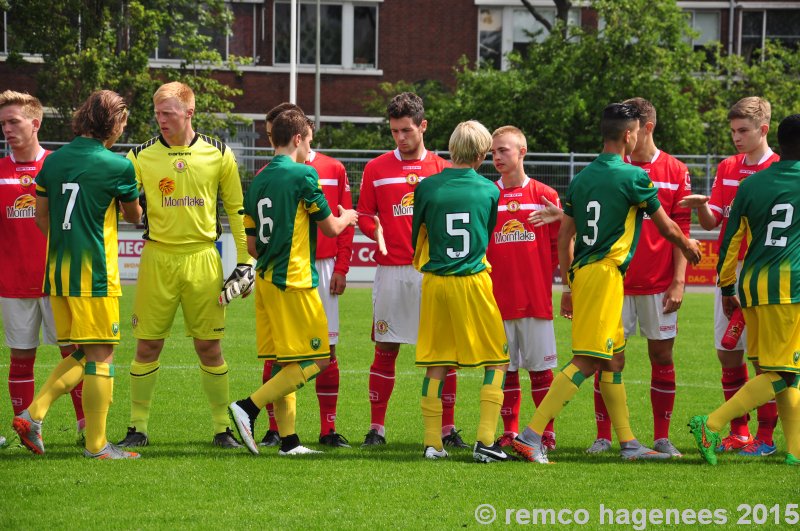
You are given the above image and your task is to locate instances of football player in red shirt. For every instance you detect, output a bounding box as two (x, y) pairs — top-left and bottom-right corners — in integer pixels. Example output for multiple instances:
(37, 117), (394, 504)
(0, 90), (84, 442)
(680, 97), (780, 456)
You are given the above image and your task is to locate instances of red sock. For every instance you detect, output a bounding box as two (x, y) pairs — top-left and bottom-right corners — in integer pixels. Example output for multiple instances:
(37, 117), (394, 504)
(368, 348), (398, 429)
(441, 368), (457, 434)
(755, 400), (778, 446)
(8, 356), (35, 415)
(262, 359), (278, 432)
(651, 363), (676, 441)
(501, 370), (521, 434)
(316, 356), (339, 435)
(722, 364), (750, 437)
(594, 371), (612, 440)
(61, 347), (84, 424)
(530, 369), (554, 434)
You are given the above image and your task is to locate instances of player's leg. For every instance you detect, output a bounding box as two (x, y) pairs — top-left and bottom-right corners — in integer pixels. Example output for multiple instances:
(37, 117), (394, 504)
(520, 318), (558, 451)
(498, 320), (522, 446)
(421, 366), (448, 459)
(255, 278), (280, 445)
(195, 338), (239, 448)
(775, 374), (800, 465)
(122, 242), (181, 446)
(744, 360), (779, 456)
(2, 297), (40, 416)
(258, 359), (281, 446)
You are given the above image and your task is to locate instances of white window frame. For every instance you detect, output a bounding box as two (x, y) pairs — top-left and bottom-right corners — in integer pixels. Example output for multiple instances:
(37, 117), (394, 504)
(737, 6), (800, 60)
(273, 0), (380, 71)
(686, 10), (721, 48)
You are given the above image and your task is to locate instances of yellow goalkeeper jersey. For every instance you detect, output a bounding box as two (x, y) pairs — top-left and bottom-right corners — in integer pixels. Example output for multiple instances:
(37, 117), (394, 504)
(127, 134), (249, 263)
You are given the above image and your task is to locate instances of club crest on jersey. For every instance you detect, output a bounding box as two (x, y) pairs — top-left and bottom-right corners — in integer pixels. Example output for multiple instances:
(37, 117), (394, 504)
(375, 320), (389, 335)
(173, 158), (188, 173)
(310, 337), (321, 350)
(112, 322), (120, 336)
(405, 173), (419, 185)
(6, 194), (36, 219)
(494, 219), (535, 244)
(19, 173), (33, 186)
(507, 200), (520, 213)
(393, 193), (414, 216)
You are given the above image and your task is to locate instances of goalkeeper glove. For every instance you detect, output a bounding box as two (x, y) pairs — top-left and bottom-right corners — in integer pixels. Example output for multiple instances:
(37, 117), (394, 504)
(219, 263), (255, 306)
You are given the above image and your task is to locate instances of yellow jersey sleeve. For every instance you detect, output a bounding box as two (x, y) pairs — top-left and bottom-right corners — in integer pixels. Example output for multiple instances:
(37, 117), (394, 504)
(218, 148), (251, 264)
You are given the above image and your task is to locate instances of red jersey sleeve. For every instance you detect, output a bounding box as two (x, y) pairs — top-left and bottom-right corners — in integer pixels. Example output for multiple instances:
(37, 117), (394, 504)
(357, 163), (378, 241)
(334, 161), (354, 275)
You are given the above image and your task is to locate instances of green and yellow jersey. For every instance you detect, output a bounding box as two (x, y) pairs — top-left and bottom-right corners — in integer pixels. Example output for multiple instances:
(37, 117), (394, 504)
(718, 160), (800, 307)
(243, 155), (332, 290)
(565, 153), (660, 274)
(412, 167), (499, 276)
(35, 136), (138, 297)
(126, 134), (249, 263)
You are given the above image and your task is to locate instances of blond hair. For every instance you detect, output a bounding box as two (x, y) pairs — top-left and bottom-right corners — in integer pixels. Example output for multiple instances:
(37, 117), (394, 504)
(153, 82), (195, 111)
(0, 90), (43, 121)
(449, 121), (492, 166)
(728, 96), (771, 126)
(491, 125), (527, 150)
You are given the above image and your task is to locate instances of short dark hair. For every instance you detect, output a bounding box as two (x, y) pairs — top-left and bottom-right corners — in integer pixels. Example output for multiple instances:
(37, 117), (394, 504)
(600, 102), (641, 142)
(387, 92), (425, 125)
(623, 97), (656, 127)
(72, 90), (128, 141)
(777, 114), (800, 160)
(266, 102), (304, 124)
(271, 109), (311, 147)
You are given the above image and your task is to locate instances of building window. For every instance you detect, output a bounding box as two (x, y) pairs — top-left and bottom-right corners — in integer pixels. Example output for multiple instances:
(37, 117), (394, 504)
(273, 1), (378, 69)
(478, 5), (580, 70)
(740, 9), (800, 63)
(687, 11), (720, 51)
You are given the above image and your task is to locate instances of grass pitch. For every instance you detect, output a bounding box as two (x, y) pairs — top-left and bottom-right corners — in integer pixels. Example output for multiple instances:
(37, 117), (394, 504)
(0, 287), (796, 530)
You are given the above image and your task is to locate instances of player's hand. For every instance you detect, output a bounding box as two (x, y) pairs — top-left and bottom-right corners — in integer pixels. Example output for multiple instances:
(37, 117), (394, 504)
(682, 238), (702, 265)
(678, 194), (710, 209)
(219, 263), (255, 306)
(560, 290), (573, 320)
(338, 205), (358, 226)
(722, 295), (741, 319)
(662, 280), (685, 314)
(528, 196), (563, 227)
(374, 216), (388, 256)
(330, 272), (346, 295)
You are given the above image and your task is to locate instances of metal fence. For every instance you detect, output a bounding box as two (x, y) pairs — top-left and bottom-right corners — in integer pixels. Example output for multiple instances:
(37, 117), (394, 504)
(2, 141), (725, 205)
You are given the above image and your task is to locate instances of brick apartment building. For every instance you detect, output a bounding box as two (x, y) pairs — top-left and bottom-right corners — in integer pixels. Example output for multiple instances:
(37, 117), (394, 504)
(2, 0), (799, 149)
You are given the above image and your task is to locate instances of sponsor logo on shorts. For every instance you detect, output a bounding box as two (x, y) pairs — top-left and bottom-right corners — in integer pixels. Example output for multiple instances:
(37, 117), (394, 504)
(310, 337), (321, 350)
(794, 351), (800, 365)
(544, 354), (557, 363)
(131, 314), (138, 328)
(173, 158), (188, 172)
(605, 338), (613, 352)
(503, 343), (509, 354)
(375, 320), (389, 335)
(659, 325), (676, 332)
(392, 193), (414, 216)
(494, 219), (535, 244)
(6, 194), (35, 219)
(405, 173), (419, 185)
(213, 327), (225, 333)
(19, 173), (33, 186)
(112, 322), (119, 336)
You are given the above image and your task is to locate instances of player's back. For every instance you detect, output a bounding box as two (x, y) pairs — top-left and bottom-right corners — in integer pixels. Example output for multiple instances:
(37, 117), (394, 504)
(412, 167), (498, 276)
(567, 153), (659, 273)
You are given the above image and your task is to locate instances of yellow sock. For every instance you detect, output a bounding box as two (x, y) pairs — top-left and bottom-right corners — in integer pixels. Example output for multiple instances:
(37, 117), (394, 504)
(599, 371), (635, 443)
(199, 362), (231, 434)
(775, 378), (800, 457)
(250, 362), (321, 409)
(83, 361), (114, 454)
(129, 359), (160, 433)
(273, 392), (297, 438)
(421, 377), (443, 450)
(529, 363), (584, 434)
(708, 372), (783, 433)
(477, 370), (504, 446)
(28, 350), (86, 421)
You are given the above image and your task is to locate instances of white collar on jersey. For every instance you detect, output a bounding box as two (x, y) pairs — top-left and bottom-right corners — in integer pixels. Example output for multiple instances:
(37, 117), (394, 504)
(742, 148), (774, 166)
(392, 147), (428, 161)
(624, 149), (661, 165)
(10, 147), (46, 164)
(307, 149), (317, 163)
(497, 175), (530, 189)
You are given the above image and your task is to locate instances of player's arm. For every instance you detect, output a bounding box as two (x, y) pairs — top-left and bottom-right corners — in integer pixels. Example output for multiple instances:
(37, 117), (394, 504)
(356, 167), (378, 240)
(117, 161), (143, 225)
(35, 194), (49, 236)
(120, 199), (142, 224)
(528, 196), (563, 227)
(664, 176), (691, 313)
(247, 234), (257, 260)
(317, 205), (357, 237)
(678, 193), (717, 230)
(649, 207), (701, 264)
(716, 199), (747, 317)
(218, 150), (253, 265)
(556, 214), (576, 319)
(332, 164), (354, 294)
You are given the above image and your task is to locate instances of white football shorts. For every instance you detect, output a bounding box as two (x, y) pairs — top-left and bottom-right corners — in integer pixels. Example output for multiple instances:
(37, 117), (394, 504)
(504, 317), (558, 372)
(372, 264), (422, 344)
(0, 296), (58, 349)
(623, 292), (678, 341)
(316, 257), (340, 346)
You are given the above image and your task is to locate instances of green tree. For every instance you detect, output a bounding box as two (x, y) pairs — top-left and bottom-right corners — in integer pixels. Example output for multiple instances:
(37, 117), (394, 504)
(2, 0), (248, 142)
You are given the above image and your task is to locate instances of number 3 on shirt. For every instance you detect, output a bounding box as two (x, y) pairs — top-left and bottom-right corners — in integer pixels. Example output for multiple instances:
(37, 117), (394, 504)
(446, 212), (470, 258)
(257, 197), (274, 244)
(583, 200), (601, 246)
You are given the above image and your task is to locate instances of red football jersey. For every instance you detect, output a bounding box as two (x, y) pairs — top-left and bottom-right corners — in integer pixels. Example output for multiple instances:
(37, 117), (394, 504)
(624, 150), (692, 295)
(308, 150), (354, 275)
(486, 177), (560, 320)
(356, 148), (449, 266)
(708, 150), (779, 259)
(0, 149), (49, 298)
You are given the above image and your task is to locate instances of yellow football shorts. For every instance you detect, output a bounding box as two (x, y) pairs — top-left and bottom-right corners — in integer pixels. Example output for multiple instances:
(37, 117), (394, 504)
(416, 270), (509, 369)
(50, 296), (120, 344)
(132, 241), (225, 340)
(570, 260), (626, 359)
(255, 275), (330, 362)
(743, 303), (800, 373)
